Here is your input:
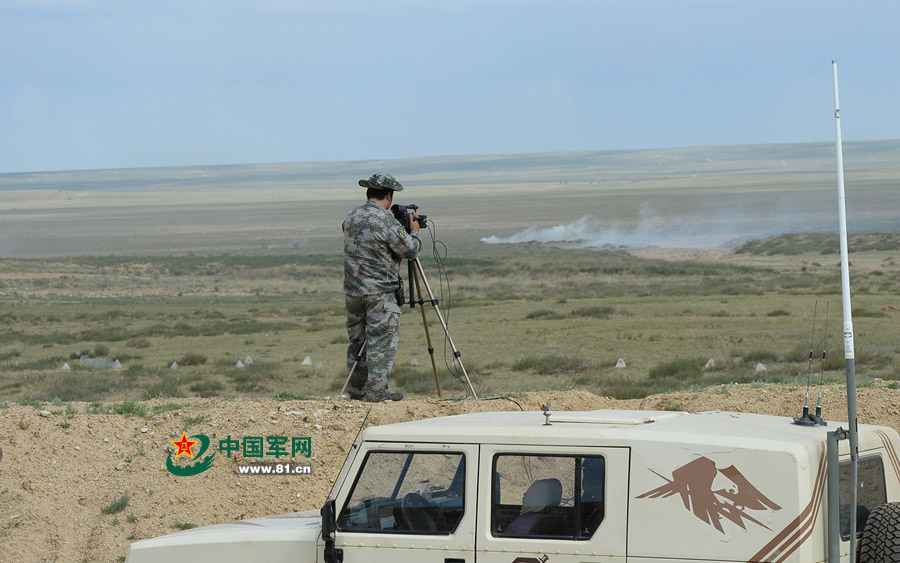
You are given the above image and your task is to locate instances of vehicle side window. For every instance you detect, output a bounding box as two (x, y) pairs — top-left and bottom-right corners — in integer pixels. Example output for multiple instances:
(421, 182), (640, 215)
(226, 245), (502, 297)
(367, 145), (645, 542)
(338, 451), (465, 535)
(492, 454), (605, 540)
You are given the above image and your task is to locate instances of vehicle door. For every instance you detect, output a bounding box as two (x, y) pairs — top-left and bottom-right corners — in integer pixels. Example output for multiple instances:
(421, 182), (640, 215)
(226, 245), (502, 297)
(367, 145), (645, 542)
(477, 445), (629, 563)
(332, 442), (478, 563)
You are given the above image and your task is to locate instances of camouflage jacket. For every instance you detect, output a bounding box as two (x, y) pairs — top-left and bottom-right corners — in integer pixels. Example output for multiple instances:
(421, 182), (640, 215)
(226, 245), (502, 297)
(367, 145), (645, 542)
(343, 201), (421, 296)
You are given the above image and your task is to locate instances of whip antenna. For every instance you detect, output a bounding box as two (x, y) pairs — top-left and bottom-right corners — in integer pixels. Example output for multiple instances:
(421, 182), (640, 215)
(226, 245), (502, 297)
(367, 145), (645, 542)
(833, 59), (860, 561)
(807, 301), (818, 391)
(814, 301), (830, 424)
(793, 300), (820, 426)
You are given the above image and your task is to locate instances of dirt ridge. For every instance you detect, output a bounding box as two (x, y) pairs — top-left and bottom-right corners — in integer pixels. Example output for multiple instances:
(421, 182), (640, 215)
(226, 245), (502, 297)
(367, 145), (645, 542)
(2, 386), (899, 562)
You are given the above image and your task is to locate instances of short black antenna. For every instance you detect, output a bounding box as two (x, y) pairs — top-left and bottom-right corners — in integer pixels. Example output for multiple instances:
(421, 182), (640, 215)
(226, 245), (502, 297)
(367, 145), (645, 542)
(813, 301), (830, 425)
(794, 301), (824, 426)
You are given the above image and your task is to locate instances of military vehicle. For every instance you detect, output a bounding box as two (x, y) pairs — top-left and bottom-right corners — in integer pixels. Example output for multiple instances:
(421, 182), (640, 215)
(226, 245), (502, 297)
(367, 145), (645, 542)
(126, 407), (900, 562)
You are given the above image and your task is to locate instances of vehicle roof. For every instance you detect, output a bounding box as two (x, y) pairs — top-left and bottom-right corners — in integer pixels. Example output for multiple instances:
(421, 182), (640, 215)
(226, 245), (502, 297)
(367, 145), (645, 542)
(361, 409), (882, 454)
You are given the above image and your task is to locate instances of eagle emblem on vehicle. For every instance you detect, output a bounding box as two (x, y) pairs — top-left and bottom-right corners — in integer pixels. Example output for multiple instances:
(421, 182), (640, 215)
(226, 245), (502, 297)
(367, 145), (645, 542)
(638, 456), (781, 533)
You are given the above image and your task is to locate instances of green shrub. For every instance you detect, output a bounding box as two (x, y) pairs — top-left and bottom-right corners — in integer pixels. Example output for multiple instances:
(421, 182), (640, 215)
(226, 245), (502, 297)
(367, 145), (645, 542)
(854, 309), (889, 318)
(177, 353), (207, 366)
(182, 414), (210, 428)
(227, 363), (277, 393)
(648, 358), (704, 380)
(19, 398), (44, 409)
(86, 402), (109, 414)
(40, 373), (121, 402)
(102, 493), (131, 515)
(823, 354), (844, 371)
(595, 376), (659, 399)
(570, 306), (616, 319)
(785, 343), (816, 363)
(525, 309), (566, 320)
(742, 349), (779, 363)
(12, 356), (67, 370)
(114, 400), (148, 418)
(274, 392), (310, 401)
(145, 374), (188, 398)
(512, 355), (589, 375)
(189, 380), (224, 397)
(0, 349), (21, 361)
(660, 399), (685, 411)
(391, 365), (435, 395)
(857, 351), (892, 369)
(152, 403), (184, 414)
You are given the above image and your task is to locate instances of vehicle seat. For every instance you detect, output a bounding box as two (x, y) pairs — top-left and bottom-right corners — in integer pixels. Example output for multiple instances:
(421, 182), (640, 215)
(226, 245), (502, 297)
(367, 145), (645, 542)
(503, 478), (563, 536)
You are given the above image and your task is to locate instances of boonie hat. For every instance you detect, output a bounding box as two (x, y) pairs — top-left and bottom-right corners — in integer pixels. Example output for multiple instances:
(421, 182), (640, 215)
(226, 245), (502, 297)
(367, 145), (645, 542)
(359, 173), (404, 192)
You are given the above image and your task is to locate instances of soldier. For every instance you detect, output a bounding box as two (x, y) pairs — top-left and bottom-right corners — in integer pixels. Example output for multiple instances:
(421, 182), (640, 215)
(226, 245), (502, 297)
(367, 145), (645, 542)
(343, 173), (421, 402)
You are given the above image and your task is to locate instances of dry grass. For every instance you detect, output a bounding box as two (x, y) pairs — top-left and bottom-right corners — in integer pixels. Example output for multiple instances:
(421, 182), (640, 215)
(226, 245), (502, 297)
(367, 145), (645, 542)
(2, 242), (899, 402)
(2, 143), (900, 401)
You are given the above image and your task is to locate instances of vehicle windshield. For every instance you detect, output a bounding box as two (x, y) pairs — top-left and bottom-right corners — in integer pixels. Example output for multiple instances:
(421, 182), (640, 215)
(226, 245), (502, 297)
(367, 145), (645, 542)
(338, 451), (465, 535)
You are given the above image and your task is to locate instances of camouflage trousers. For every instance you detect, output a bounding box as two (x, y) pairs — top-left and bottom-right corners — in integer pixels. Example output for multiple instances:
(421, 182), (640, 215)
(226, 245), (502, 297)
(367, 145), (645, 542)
(345, 292), (402, 402)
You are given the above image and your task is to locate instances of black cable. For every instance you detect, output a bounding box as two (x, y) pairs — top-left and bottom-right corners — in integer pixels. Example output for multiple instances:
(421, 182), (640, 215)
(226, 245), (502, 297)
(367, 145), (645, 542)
(427, 395), (524, 410)
(482, 396), (525, 411)
(421, 219), (469, 395)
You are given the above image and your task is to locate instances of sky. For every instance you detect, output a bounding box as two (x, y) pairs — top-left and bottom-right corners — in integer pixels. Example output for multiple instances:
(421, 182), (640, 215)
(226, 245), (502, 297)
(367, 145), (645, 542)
(1, 0), (898, 174)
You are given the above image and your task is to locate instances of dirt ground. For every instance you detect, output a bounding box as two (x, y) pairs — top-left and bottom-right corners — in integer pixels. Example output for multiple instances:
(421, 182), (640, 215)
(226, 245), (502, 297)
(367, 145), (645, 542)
(2, 385), (900, 562)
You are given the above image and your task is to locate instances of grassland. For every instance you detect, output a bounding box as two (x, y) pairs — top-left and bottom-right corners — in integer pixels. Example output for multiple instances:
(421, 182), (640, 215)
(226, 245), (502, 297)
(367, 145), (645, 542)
(1, 141), (899, 404)
(2, 238), (899, 404)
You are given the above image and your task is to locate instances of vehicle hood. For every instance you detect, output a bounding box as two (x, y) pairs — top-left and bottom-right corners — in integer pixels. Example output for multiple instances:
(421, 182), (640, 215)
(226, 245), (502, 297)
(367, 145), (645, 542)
(126, 509), (321, 563)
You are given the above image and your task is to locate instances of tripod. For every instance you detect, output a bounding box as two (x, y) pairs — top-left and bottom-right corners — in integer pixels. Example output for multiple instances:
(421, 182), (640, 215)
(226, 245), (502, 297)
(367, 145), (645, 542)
(339, 257), (477, 400)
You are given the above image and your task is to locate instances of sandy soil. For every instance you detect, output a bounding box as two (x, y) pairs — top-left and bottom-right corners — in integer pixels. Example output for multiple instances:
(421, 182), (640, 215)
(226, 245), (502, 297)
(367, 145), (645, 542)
(2, 386), (899, 562)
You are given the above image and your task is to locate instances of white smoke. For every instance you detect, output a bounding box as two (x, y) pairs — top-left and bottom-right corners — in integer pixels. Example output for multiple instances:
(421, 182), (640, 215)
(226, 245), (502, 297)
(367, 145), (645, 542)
(480, 215), (608, 245)
(480, 205), (787, 249)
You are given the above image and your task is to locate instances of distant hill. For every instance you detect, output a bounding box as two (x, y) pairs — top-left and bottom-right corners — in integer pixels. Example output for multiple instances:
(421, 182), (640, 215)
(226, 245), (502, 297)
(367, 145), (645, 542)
(2, 139), (900, 192)
(1, 140), (899, 257)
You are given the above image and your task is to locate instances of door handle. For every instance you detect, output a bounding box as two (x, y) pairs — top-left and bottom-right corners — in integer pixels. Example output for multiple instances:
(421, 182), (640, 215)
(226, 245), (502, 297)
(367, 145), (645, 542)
(445, 559), (465, 563)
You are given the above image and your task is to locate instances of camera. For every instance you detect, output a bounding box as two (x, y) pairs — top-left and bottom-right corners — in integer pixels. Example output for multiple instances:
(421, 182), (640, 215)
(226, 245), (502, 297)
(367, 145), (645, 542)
(391, 204), (428, 233)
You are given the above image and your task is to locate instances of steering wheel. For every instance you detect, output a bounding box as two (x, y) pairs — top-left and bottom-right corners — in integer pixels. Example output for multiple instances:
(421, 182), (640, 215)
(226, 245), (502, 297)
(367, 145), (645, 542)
(400, 492), (445, 532)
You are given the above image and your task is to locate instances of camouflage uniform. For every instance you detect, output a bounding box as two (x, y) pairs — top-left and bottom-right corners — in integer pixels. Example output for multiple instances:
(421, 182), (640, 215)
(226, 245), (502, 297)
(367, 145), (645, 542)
(343, 175), (421, 402)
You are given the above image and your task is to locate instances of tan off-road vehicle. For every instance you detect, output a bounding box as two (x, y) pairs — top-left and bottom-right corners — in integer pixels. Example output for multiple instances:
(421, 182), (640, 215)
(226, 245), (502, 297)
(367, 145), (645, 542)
(127, 408), (900, 562)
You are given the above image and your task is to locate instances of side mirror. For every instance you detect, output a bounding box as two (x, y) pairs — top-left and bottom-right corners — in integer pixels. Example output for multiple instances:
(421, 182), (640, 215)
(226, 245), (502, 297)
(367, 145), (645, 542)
(321, 500), (343, 563)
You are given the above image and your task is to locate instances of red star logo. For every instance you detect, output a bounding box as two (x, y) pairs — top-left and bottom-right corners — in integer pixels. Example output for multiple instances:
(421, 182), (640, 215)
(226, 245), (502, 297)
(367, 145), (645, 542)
(170, 432), (198, 459)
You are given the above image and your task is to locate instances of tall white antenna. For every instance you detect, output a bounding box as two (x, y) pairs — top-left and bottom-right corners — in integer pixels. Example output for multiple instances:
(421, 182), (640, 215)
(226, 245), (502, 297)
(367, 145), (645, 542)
(833, 61), (855, 364)
(832, 59), (859, 562)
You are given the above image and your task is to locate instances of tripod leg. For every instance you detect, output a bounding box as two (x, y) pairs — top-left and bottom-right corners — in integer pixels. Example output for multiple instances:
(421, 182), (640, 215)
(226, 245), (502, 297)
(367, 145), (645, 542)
(411, 258), (478, 399)
(339, 340), (367, 399)
(407, 258), (415, 306)
(413, 266), (441, 398)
